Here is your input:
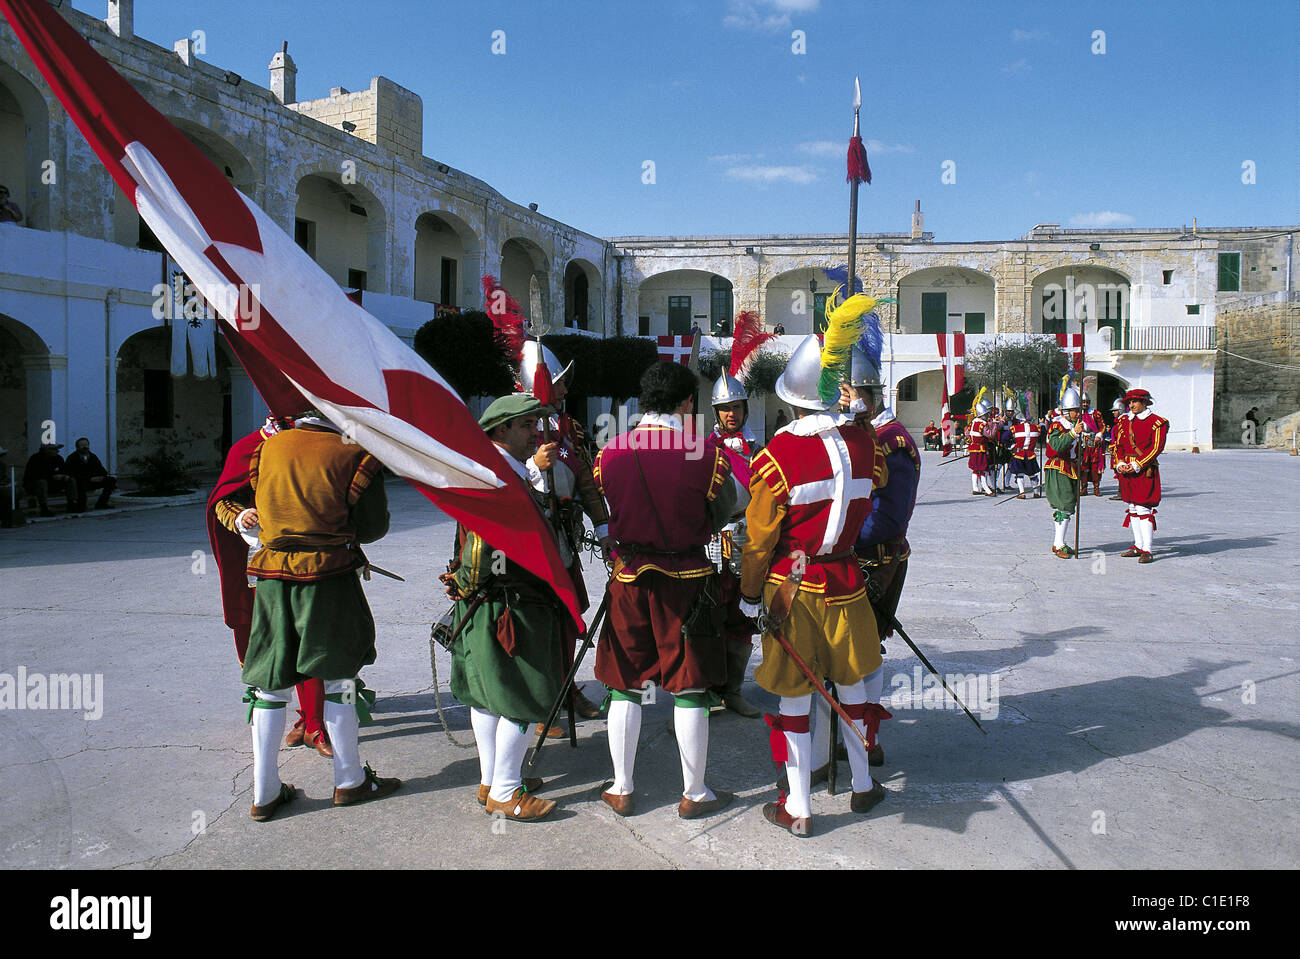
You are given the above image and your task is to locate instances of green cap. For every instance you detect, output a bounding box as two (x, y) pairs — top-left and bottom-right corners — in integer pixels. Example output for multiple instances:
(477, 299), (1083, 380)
(479, 393), (542, 433)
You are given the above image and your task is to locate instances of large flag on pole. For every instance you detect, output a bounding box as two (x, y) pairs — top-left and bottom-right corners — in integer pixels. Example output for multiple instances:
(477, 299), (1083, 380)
(0, 0), (584, 628)
(935, 332), (965, 415)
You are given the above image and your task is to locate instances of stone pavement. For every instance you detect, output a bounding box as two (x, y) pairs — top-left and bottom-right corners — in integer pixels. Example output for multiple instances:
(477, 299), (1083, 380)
(1, 449), (1296, 870)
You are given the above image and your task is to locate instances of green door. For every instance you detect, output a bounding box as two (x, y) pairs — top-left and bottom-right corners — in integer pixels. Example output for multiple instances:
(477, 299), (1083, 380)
(922, 292), (947, 334)
(668, 296), (692, 335)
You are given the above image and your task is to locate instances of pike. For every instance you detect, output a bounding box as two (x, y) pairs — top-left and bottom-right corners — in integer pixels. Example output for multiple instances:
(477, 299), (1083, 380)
(864, 577), (987, 734)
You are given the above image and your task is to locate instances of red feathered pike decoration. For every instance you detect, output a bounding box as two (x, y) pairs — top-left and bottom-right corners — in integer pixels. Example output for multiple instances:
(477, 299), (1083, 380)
(482, 274), (527, 368)
(729, 310), (773, 378)
(847, 135), (871, 185)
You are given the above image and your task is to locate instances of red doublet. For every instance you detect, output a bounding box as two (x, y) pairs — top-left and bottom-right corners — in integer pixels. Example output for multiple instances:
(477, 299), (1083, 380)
(1115, 410), (1169, 507)
(746, 417), (886, 604)
(966, 416), (989, 472)
(1012, 422), (1039, 459)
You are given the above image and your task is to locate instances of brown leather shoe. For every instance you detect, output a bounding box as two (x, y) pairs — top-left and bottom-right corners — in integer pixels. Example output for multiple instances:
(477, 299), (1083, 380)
(485, 787), (557, 822)
(850, 780), (887, 814)
(333, 764), (401, 806)
(678, 789), (734, 820)
(477, 777), (544, 807)
(304, 727), (333, 758)
(1137, 551), (1154, 564)
(284, 718), (306, 748)
(250, 782), (297, 822)
(571, 686), (603, 719)
(868, 744), (885, 767)
(1121, 546), (1142, 558)
(762, 801), (811, 837)
(536, 722), (565, 740)
(1052, 546), (1075, 559)
(599, 782), (634, 817)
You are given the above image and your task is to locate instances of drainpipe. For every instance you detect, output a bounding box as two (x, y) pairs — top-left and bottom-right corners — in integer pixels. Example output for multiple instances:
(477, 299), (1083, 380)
(104, 289), (118, 475)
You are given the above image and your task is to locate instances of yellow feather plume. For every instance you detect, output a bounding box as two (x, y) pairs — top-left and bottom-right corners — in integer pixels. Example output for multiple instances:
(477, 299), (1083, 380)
(970, 386), (987, 416)
(816, 285), (878, 403)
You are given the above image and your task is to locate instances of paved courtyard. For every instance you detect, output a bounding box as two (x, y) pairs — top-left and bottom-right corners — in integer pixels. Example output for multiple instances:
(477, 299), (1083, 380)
(1, 448), (1296, 869)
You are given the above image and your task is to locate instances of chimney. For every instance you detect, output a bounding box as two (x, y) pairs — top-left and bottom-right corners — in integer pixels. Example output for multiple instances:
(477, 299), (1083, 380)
(173, 37), (195, 66)
(269, 41), (297, 104)
(106, 0), (133, 39)
(910, 200), (923, 240)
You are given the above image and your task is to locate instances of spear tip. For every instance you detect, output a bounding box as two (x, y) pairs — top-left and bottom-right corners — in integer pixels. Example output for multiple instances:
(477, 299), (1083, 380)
(853, 76), (862, 112)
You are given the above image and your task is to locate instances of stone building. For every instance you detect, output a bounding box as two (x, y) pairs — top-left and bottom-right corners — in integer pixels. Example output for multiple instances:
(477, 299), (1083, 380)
(2, 2), (1295, 476)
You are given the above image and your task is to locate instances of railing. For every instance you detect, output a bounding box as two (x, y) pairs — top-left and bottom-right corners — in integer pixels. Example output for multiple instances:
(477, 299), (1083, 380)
(1120, 325), (1216, 351)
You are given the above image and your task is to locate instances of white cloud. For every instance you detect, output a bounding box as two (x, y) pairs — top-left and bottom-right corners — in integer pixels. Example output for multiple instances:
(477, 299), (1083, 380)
(1069, 211), (1137, 227)
(799, 139), (914, 157)
(708, 152), (761, 164)
(725, 164), (818, 185)
(1002, 58), (1031, 73)
(866, 139), (916, 154)
(724, 0), (820, 32)
(1011, 29), (1049, 42)
(797, 140), (840, 157)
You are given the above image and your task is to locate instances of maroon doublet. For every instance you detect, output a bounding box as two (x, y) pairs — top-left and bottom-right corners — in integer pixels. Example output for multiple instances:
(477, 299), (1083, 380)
(592, 419), (733, 694)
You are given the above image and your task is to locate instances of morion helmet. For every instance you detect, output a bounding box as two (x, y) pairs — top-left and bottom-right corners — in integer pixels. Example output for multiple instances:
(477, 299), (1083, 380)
(1059, 386), (1083, 411)
(975, 398), (994, 417)
(520, 341), (573, 395)
(848, 342), (882, 389)
(774, 335), (833, 411)
(711, 371), (747, 406)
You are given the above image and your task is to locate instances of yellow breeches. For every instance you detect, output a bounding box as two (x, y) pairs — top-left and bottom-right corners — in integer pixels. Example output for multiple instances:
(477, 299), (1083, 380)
(753, 585), (883, 698)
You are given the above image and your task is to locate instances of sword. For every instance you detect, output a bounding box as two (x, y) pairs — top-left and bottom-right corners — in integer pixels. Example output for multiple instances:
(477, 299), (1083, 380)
(363, 562), (405, 582)
(756, 610), (877, 753)
(864, 578), (987, 735)
(935, 452), (972, 467)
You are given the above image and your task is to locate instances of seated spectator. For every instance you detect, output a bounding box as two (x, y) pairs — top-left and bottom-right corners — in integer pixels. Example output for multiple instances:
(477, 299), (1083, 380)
(22, 442), (76, 516)
(0, 185), (22, 225)
(64, 437), (117, 511)
(773, 322), (786, 335)
(923, 419), (941, 450)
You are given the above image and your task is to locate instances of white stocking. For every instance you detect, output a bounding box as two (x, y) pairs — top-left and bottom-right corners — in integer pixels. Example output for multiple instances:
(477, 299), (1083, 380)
(488, 717), (533, 803)
(1016, 475), (1026, 494)
(469, 707), (498, 787)
(1053, 517), (1070, 548)
(780, 694), (813, 819)
(323, 679), (363, 790)
(250, 687), (290, 805)
(606, 697), (641, 795)
(674, 703), (714, 803)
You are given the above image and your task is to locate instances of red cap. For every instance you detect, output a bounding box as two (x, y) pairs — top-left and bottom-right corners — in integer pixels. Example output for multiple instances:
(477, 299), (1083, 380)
(1124, 388), (1153, 404)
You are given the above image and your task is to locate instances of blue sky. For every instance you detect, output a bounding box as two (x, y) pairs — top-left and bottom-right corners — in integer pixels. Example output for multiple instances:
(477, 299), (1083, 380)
(70, 0), (1299, 240)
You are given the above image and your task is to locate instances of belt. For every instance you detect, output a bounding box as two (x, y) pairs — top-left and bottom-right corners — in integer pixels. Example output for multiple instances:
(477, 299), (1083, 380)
(792, 549), (856, 566)
(618, 542), (707, 558)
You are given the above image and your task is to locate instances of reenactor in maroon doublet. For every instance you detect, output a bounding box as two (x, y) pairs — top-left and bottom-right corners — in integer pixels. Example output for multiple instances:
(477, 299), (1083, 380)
(591, 362), (738, 819)
(1113, 388), (1169, 563)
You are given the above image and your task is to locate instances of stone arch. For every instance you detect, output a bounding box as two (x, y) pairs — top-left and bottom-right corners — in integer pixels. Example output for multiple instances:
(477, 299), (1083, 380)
(563, 258), (603, 331)
(115, 327), (230, 472)
(894, 368), (947, 434)
(0, 62), (51, 231)
(0, 312), (54, 457)
(765, 266), (830, 336)
(637, 268), (737, 336)
(896, 266), (997, 335)
(293, 170), (389, 294)
(1031, 263), (1132, 339)
(415, 209), (480, 307)
(500, 237), (551, 322)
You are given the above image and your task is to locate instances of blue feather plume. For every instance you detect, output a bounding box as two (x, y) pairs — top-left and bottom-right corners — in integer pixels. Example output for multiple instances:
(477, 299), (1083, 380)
(857, 311), (883, 369)
(822, 265), (864, 294)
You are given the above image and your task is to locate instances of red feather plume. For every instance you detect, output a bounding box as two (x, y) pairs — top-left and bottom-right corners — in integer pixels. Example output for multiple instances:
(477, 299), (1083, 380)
(482, 274), (527, 368)
(729, 310), (774, 378)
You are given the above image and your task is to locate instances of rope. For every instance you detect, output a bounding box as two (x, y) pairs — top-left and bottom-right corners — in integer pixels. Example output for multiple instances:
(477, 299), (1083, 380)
(429, 621), (475, 749)
(1217, 348), (1300, 372)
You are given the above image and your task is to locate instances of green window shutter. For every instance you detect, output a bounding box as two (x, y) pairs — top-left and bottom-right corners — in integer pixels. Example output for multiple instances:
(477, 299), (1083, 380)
(1217, 253), (1240, 292)
(964, 312), (986, 333)
(921, 292), (947, 334)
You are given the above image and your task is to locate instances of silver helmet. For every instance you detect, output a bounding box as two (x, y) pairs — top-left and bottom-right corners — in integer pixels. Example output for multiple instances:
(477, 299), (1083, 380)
(774, 335), (832, 411)
(975, 399), (994, 417)
(1081, 392), (1092, 409)
(520, 341), (573, 395)
(711, 371), (747, 406)
(1059, 386), (1083, 411)
(1111, 397), (1125, 412)
(848, 343), (882, 389)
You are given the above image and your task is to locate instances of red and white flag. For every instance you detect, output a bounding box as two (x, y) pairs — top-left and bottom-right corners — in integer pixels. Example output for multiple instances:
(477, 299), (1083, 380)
(1055, 333), (1085, 371)
(0, 0), (583, 628)
(935, 332), (965, 414)
(657, 334), (695, 366)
